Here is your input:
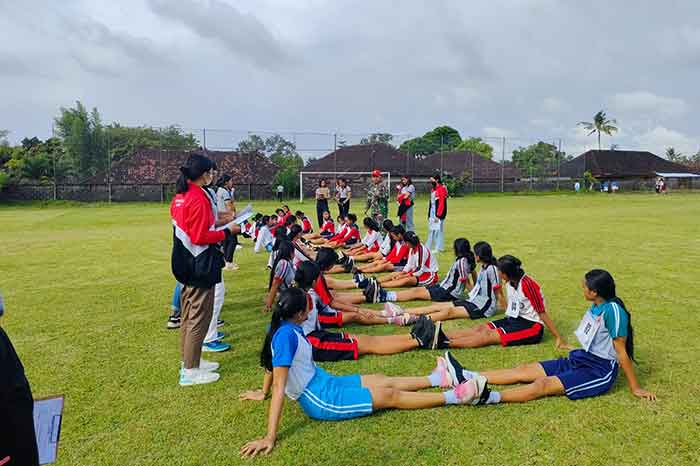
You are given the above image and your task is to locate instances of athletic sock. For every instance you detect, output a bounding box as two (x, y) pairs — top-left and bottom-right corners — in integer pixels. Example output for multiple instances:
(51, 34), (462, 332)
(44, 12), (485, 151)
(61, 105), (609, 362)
(385, 291), (397, 301)
(443, 389), (459, 405)
(486, 391), (501, 404)
(461, 369), (478, 381)
(428, 370), (443, 387)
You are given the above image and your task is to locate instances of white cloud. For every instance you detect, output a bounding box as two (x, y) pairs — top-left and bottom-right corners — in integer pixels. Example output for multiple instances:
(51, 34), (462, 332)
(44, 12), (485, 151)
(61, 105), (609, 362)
(636, 126), (699, 156)
(482, 127), (516, 138)
(610, 91), (689, 119)
(542, 97), (567, 113)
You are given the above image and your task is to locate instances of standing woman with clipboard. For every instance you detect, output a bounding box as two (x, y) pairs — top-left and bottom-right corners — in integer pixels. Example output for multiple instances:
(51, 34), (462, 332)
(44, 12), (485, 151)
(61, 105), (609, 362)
(0, 293), (40, 466)
(171, 155), (240, 386)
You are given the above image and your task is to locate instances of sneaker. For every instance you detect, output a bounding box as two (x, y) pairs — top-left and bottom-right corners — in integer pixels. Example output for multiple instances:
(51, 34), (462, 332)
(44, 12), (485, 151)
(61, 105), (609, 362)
(166, 316), (181, 329)
(370, 278), (381, 303)
(179, 368), (220, 386)
(387, 314), (407, 326)
(180, 359), (220, 373)
(202, 341), (231, 352)
(354, 271), (369, 289)
(224, 262), (240, 271)
(453, 379), (479, 404)
(411, 316), (435, 349)
(215, 331), (226, 341)
(343, 257), (355, 273)
(383, 302), (405, 317)
(377, 285), (388, 303)
(217, 319), (225, 328)
(402, 313), (418, 326)
(444, 351), (469, 384)
(470, 375), (491, 405)
(363, 280), (376, 303)
(431, 357), (455, 388)
(431, 321), (450, 350)
(336, 251), (347, 265)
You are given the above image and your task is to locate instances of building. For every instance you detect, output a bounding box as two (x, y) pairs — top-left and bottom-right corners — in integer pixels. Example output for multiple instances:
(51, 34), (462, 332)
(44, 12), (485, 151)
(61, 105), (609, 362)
(301, 143), (436, 197)
(559, 150), (699, 190)
(423, 151), (522, 191)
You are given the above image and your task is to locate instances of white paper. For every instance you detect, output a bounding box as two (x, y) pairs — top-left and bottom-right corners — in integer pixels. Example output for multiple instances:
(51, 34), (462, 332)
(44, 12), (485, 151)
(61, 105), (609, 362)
(217, 204), (254, 230)
(33, 396), (64, 465)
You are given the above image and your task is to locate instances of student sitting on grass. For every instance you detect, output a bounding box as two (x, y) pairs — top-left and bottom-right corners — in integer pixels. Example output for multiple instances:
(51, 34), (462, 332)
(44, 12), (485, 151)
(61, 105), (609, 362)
(408, 255), (570, 351)
(254, 215), (275, 254)
(344, 217), (382, 257)
(357, 237), (476, 304)
(303, 211), (335, 242)
(349, 219), (394, 263)
(288, 225), (316, 267)
(238, 287), (483, 458)
(437, 269), (656, 405)
(324, 214), (361, 248)
(296, 210), (314, 234)
(265, 241), (296, 311)
(353, 225), (409, 274)
(379, 241), (504, 325)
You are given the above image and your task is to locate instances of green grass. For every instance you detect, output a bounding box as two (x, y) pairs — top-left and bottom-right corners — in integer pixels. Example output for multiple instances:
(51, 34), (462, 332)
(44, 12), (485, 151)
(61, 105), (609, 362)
(1, 193), (699, 466)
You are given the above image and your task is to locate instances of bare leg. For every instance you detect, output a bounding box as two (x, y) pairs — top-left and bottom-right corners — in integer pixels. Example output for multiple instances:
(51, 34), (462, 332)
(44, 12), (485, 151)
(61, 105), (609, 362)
(358, 261), (394, 273)
(361, 374), (432, 391)
(447, 325), (501, 348)
(481, 362), (548, 385)
(376, 272), (403, 283)
(368, 387), (447, 410)
(333, 292), (367, 304)
(499, 376), (565, 403)
(389, 287), (431, 302)
(342, 312), (389, 326)
(418, 306), (469, 323)
(325, 276), (358, 290)
(381, 276), (418, 288)
(354, 334), (419, 355)
(402, 302), (454, 316)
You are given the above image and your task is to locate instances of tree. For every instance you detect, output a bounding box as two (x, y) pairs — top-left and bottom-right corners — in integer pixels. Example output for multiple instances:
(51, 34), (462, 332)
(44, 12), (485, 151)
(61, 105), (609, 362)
(399, 125), (462, 156)
(512, 141), (567, 178)
(237, 133), (304, 196)
(665, 147), (683, 162)
(455, 137), (494, 159)
(237, 134), (266, 154)
(578, 110), (619, 150)
(106, 124), (198, 162)
(360, 133), (394, 145)
(54, 101), (108, 179)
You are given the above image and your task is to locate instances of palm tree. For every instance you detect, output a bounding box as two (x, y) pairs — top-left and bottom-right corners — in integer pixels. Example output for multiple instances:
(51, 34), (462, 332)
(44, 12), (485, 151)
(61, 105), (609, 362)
(578, 110), (619, 150)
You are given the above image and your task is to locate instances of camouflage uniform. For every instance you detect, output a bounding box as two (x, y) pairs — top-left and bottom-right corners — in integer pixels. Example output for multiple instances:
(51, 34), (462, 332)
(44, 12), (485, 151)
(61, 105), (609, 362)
(365, 181), (388, 222)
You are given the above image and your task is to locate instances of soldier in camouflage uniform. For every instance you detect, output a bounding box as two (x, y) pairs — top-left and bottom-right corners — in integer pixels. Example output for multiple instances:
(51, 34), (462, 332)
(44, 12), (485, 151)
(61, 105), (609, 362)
(365, 169), (388, 223)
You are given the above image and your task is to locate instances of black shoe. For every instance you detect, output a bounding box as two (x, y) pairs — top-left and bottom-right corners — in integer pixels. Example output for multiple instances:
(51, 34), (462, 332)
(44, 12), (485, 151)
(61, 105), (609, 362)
(166, 316), (181, 329)
(363, 280), (375, 303)
(444, 351), (466, 384)
(217, 319), (225, 328)
(343, 257), (354, 273)
(336, 251), (347, 265)
(411, 316), (435, 349)
(431, 321), (450, 350)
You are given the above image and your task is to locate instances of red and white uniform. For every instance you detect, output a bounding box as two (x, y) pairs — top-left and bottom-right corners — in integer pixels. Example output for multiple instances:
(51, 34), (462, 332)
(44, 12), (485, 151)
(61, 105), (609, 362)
(328, 224), (348, 242)
(504, 275), (545, 324)
(359, 229), (381, 253)
(378, 233), (392, 256)
(385, 241), (410, 265)
(320, 220), (335, 235)
(329, 224), (360, 245)
(301, 216), (313, 234)
(292, 240), (311, 268)
(404, 244), (439, 286)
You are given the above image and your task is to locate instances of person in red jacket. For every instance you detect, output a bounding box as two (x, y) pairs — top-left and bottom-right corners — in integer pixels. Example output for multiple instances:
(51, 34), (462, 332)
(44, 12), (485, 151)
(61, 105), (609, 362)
(171, 154), (240, 386)
(425, 174), (448, 253)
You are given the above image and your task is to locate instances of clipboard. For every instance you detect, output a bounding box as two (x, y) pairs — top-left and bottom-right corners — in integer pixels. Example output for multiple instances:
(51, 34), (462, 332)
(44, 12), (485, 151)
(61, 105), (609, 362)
(33, 395), (64, 465)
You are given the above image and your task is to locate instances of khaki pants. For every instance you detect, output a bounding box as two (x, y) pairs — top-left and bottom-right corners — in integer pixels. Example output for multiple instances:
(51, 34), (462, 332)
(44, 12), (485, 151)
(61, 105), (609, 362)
(180, 285), (215, 369)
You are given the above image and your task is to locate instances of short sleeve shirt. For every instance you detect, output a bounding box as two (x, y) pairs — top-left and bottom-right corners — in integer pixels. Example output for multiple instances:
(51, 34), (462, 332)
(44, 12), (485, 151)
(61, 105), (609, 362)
(271, 322), (317, 399)
(273, 259), (295, 290)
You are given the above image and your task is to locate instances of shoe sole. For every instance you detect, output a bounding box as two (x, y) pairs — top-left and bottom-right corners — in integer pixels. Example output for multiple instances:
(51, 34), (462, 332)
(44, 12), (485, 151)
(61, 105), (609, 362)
(470, 376), (488, 405)
(179, 374), (221, 386)
(202, 346), (231, 352)
(444, 351), (462, 384)
(166, 324), (180, 329)
(431, 321), (442, 350)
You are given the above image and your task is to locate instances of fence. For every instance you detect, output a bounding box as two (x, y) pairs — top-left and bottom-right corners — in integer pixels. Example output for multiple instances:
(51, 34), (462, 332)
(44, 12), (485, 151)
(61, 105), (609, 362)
(3, 125), (672, 203)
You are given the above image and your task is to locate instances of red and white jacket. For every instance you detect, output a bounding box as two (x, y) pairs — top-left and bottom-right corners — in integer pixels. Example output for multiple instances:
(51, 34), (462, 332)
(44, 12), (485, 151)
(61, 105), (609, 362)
(404, 244), (438, 277)
(170, 182), (227, 288)
(360, 229), (381, 252)
(386, 241), (410, 265)
(320, 219), (335, 235)
(301, 216), (313, 234)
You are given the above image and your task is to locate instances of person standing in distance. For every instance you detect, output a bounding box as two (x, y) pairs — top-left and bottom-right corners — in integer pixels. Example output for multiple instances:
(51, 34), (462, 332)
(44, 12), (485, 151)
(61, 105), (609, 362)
(365, 169), (388, 224)
(336, 178), (352, 218)
(276, 184), (284, 202)
(0, 293), (40, 466)
(425, 174), (448, 253)
(315, 179), (331, 227)
(397, 176), (416, 232)
(171, 154), (240, 386)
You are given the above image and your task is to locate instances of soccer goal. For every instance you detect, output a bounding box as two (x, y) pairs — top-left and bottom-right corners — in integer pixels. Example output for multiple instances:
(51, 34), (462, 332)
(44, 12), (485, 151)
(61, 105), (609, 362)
(299, 171), (392, 202)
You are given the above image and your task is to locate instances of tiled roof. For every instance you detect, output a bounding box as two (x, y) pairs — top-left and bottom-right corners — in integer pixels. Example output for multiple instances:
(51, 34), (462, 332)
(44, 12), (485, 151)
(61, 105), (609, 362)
(560, 150), (696, 178)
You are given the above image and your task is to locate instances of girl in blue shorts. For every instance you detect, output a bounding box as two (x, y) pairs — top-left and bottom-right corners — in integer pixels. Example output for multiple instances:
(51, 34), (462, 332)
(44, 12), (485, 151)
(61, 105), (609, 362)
(239, 287), (487, 458)
(437, 269), (657, 405)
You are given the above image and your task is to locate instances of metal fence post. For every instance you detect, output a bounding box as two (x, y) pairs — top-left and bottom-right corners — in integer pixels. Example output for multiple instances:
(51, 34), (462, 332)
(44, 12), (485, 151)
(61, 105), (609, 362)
(107, 129), (112, 203)
(501, 136), (506, 193)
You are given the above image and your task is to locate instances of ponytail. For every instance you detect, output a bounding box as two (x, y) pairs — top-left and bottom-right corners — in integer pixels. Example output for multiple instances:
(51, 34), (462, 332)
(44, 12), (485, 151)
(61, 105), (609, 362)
(295, 261), (321, 290)
(260, 288), (307, 371)
(474, 241), (497, 267)
(176, 154), (213, 193)
(585, 269), (634, 360)
(497, 255), (524, 283)
(454, 238), (476, 271)
(269, 240), (294, 290)
(175, 172), (189, 194)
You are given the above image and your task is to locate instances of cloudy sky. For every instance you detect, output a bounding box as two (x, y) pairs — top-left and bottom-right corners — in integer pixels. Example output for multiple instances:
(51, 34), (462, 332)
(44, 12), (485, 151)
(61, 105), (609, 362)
(1, 0), (699, 158)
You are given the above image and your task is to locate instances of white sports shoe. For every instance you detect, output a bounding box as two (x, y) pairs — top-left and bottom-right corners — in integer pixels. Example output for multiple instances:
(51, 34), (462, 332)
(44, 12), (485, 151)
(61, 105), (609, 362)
(180, 360), (220, 373)
(179, 368), (220, 386)
(383, 302), (405, 317)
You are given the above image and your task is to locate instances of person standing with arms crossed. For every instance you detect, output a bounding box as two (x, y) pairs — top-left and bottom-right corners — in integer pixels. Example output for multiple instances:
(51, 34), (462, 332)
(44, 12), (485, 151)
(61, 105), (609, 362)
(336, 178), (352, 218)
(171, 155), (240, 386)
(365, 169), (388, 224)
(315, 179), (331, 227)
(425, 174), (448, 253)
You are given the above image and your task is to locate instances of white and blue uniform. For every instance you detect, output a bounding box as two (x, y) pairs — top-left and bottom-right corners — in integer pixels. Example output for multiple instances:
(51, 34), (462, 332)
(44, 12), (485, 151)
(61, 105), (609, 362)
(272, 259), (295, 290)
(272, 321), (373, 420)
(455, 264), (501, 318)
(540, 300), (628, 400)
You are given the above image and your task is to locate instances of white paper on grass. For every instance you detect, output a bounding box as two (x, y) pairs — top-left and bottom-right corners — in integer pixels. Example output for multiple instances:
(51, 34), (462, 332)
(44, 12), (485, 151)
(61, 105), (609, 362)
(217, 204), (254, 231)
(33, 396), (64, 465)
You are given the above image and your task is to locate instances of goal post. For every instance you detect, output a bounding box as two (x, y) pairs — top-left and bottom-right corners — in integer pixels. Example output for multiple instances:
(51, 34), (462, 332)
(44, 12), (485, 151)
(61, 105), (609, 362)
(299, 171), (391, 203)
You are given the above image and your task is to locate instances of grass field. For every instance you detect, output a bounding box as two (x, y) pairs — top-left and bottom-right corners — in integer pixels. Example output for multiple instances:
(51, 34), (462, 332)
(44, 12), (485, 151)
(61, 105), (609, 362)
(2, 193), (700, 466)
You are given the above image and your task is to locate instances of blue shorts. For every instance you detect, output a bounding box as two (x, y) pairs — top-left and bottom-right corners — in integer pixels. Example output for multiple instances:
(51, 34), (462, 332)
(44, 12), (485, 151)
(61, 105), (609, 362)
(541, 349), (619, 400)
(297, 368), (373, 421)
